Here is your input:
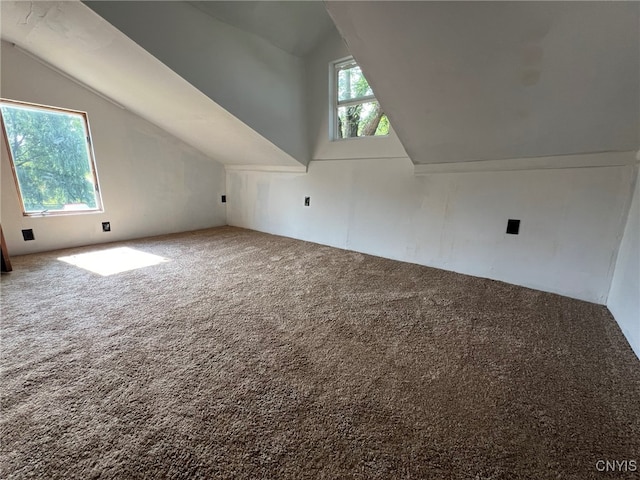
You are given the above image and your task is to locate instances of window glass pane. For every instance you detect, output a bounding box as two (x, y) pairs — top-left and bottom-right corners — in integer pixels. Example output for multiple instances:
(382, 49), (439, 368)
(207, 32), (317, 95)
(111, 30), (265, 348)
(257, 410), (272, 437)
(1, 103), (101, 214)
(337, 101), (389, 139)
(337, 64), (374, 102)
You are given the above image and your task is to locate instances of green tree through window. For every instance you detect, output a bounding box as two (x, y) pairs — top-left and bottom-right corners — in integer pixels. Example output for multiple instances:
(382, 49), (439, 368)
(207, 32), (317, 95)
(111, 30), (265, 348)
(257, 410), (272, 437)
(0, 100), (102, 215)
(334, 59), (389, 139)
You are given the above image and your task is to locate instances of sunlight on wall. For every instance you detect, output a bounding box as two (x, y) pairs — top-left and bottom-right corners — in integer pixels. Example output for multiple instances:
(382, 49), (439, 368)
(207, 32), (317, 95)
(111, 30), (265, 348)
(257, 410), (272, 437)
(58, 247), (170, 276)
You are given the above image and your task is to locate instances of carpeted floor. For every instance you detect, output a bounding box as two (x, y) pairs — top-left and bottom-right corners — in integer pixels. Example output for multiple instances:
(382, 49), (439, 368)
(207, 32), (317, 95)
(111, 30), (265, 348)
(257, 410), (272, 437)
(1, 226), (638, 479)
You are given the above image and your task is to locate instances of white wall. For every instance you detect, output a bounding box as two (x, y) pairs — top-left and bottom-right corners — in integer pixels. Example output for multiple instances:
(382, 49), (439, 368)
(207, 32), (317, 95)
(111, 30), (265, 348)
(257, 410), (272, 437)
(1, 42), (226, 256)
(304, 28), (407, 161)
(223, 14), (639, 307)
(227, 156), (636, 304)
(86, 1), (309, 165)
(608, 167), (640, 359)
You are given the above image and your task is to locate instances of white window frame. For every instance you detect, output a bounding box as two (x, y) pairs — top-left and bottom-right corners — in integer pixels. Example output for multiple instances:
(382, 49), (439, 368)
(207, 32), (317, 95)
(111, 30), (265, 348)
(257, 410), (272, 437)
(0, 98), (104, 217)
(329, 56), (387, 141)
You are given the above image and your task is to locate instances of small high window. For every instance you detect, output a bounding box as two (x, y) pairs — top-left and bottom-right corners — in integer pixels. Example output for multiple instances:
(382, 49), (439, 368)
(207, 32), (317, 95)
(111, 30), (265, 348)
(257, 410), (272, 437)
(331, 57), (389, 140)
(0, 99), (103, 216)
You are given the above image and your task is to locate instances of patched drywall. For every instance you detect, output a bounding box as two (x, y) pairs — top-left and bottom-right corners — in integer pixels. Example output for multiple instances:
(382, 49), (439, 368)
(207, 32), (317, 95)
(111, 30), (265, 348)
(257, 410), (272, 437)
(86, 1), (310, 165)
(1, 42), (226, 256)
(326, 2), (640, 164)
(227, 155), (636, 304)
(608, 167), (640, 359)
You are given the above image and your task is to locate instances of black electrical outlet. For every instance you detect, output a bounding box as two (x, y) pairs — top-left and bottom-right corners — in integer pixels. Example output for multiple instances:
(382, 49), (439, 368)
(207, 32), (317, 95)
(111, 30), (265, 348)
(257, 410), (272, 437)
(221, 195), (227, 203)
(102, 222), (111, 232)
(506, 219), (520, 235)
(22, 229), (35, 241)
(304, 196), (310, 207)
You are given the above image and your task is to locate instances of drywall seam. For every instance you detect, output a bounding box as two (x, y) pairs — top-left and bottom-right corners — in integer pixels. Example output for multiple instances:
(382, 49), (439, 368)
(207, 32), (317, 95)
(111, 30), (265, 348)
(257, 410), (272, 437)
(414, 151), (638, 174)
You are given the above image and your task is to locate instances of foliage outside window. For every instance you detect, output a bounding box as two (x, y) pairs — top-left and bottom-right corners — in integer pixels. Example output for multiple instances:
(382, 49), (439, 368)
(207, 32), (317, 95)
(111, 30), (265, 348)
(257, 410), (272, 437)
(332, 58), (389, 139)
(0, 99), (103, 216)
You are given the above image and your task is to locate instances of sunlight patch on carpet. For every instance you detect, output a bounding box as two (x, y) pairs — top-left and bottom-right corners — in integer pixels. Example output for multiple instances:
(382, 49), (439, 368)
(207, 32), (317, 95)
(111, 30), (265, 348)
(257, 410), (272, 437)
(58, 247), (170, 276)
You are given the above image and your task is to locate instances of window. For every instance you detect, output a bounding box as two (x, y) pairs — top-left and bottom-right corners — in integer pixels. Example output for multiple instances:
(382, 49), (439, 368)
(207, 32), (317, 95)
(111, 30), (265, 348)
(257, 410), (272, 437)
(331, 57), (389, 140)
(0, 99), (103, 216)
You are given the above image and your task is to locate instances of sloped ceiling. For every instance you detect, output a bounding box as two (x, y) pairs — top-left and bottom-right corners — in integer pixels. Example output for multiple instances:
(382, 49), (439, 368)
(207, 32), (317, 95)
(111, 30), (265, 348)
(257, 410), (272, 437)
(326, 1), (640, 164)
(0, 1), (304, 170)
(3, 1), (636, 170)
(188, 1), (335, 57)
(85, 0), (311, 166)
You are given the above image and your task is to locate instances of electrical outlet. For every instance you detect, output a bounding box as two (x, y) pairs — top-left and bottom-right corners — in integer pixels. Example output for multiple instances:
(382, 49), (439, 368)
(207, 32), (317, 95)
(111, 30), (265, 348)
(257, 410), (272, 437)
(506, 219), (520, 235)
(102, 222), (111, 232)
(304, 196), (310, 207)
(22, 229), (35, 241)
(221, 195), (227, 203)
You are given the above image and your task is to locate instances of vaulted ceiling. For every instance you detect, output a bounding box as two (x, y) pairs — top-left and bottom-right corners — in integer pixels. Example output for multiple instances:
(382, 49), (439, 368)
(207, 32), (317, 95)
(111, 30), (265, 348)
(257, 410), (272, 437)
(84, 0), (313, 165)
(1, 1), (306, 170)
(326, 1), (640, 164)
(2, 1), (638, 169)
(188, 1), (335, 57)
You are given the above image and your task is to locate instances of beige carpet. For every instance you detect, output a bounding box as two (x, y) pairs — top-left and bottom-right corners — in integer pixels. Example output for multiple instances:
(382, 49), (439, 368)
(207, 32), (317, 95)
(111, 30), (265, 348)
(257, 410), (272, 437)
(1, 226), (638, 479)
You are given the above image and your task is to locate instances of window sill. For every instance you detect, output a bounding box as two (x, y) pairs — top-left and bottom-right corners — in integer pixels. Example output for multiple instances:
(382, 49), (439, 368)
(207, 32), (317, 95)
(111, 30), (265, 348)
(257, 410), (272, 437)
(23, 209), (105, 218)
(330, 134), (390, 143)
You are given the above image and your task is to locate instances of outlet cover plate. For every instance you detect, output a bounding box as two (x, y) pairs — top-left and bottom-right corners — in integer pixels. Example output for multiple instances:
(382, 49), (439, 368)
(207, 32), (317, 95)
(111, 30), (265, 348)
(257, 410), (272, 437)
(506, 219), (520, 235)
(22, 229), (35, 241)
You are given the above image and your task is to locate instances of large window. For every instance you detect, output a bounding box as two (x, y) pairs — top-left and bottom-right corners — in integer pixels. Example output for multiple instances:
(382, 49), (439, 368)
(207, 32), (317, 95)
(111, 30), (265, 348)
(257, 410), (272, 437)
(0, 99), (103, 216)
(331, 57), (389, 140)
